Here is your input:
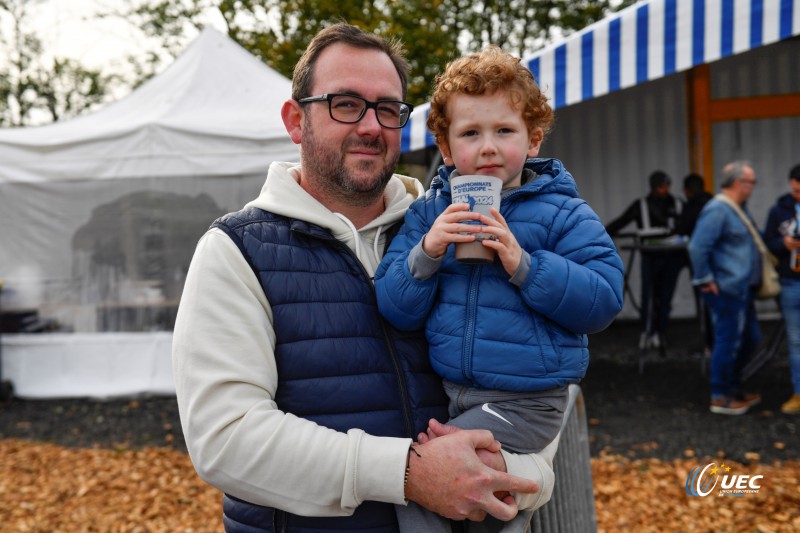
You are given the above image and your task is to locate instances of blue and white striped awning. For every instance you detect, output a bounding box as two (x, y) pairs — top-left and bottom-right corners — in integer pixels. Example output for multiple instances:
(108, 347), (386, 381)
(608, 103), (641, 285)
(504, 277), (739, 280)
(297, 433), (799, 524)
(402, 0), (800, 153)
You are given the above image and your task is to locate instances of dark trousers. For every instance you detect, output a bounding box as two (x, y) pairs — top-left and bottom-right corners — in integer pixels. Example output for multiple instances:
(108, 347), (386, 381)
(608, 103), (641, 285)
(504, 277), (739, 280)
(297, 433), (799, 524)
(640, 251), (687, 335)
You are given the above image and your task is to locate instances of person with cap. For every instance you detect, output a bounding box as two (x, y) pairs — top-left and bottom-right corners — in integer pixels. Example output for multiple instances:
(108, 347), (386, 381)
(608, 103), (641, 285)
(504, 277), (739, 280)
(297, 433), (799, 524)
(605, 170), (684, 350)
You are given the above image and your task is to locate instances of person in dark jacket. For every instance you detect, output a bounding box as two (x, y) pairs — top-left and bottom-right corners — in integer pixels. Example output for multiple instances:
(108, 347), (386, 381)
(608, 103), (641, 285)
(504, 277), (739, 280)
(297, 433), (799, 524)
(675, 173), (713, 237)
(764, 163), (800, 414)
(375, 46), (623, 532)
(676, 173), (714, 352)
(605, 171), (683, 350)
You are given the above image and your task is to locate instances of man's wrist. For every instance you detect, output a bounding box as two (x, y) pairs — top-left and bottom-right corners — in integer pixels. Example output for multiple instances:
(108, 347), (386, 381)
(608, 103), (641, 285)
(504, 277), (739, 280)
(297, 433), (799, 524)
(403, 445), (422, 501)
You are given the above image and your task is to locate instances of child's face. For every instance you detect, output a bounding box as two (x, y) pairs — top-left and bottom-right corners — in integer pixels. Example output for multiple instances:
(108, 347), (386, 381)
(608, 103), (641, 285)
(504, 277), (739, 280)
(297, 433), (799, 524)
(440, 91), (543, 188)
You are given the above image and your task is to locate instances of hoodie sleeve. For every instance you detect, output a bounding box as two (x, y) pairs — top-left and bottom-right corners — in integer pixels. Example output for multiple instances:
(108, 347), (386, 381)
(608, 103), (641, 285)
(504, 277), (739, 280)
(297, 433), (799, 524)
(173, 229), (411, 515)
(517, 200), (625, 334)
(375, 196), (441, 331)
(764, 202), (789, 259)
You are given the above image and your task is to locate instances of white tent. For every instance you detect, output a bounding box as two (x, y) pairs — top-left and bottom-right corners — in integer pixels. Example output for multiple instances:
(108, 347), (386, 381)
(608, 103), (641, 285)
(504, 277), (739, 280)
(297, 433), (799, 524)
(0, 28), (298, 398)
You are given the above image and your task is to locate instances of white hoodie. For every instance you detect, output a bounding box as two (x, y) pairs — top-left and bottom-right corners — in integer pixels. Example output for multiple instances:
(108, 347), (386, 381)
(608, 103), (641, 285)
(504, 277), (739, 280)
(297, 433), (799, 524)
(172, 161), (555, 517)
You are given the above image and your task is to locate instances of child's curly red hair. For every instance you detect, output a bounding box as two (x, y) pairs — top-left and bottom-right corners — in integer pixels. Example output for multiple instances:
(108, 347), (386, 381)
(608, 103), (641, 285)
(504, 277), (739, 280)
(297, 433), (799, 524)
(427, 46), (553, 147)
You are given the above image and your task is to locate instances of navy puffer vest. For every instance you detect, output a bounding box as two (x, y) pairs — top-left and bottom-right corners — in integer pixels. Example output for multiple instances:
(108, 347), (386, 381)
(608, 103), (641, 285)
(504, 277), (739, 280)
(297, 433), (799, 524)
(212, 207), (448, 533)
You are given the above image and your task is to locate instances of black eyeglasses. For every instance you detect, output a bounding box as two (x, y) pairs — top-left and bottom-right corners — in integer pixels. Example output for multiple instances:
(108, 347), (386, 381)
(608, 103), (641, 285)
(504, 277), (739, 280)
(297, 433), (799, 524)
(298, 93), (413, 129)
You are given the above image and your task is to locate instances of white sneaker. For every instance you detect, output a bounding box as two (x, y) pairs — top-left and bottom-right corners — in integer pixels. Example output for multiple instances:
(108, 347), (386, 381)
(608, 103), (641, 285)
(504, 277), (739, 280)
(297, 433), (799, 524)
(639, 332), (648, 350)
(648, 334), (660, 349)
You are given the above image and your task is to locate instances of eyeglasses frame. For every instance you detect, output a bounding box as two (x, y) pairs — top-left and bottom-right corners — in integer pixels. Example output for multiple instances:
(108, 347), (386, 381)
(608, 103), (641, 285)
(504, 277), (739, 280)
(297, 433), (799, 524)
(298, 93), (414, 129)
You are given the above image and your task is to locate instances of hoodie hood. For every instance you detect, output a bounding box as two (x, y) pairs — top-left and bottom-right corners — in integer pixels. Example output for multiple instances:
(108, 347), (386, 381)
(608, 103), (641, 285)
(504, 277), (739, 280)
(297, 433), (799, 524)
(245, 161), (424, 277)
(428, 158), (580, 199)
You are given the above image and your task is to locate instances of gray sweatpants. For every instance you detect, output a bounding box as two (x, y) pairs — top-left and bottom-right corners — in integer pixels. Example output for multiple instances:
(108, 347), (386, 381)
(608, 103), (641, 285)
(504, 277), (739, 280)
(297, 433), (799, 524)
(396, 381), (569, 533)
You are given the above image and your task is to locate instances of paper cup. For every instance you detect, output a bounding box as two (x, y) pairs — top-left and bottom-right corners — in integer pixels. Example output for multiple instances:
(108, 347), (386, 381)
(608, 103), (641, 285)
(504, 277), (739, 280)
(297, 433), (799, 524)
(450, 174), (503, 264)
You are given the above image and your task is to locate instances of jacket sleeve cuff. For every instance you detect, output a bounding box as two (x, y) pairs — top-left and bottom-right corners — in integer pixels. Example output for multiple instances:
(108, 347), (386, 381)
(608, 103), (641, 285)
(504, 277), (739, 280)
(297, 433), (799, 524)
(502, 436), (558, 511)
(509, 250), (532, 286)
(692, 274), (714, 286)
(407, 236), (444, 281)
(350, 433), (413, 506)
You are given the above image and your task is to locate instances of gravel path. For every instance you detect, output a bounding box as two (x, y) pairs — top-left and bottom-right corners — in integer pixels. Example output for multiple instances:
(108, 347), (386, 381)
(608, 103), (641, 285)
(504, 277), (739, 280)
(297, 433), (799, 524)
(1, 319), (797, 463)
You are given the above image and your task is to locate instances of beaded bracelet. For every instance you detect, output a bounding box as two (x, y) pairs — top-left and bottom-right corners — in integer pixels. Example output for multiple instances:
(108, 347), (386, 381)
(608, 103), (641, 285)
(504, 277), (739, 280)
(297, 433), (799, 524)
(404, 445), (422, 492)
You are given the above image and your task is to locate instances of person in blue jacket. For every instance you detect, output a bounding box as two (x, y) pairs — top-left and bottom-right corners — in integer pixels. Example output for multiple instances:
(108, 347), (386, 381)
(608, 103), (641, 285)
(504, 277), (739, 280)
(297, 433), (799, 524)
(374, 46), (624, 532)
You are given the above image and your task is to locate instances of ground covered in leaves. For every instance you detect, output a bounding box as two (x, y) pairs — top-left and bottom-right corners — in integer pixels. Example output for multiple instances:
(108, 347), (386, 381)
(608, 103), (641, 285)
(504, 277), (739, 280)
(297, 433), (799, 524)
(1, 319), (798, 531)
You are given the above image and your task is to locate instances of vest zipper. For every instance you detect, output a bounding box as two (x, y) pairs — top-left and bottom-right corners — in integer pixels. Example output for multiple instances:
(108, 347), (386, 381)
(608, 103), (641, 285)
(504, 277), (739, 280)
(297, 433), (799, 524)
(297, 227), (416, 438)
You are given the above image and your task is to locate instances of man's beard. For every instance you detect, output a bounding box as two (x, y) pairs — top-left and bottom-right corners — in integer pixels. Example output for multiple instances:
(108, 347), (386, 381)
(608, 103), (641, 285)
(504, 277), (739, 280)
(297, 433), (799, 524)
(302, 116), (398, 206)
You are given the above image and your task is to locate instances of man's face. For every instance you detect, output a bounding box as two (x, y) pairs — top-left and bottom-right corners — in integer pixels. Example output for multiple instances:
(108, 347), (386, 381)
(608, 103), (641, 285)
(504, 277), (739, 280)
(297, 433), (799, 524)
(654, 182), (671, 197)
(299, 43), (403, 203)
(736, 166), (757, 201)
(790, 179), (800, 203)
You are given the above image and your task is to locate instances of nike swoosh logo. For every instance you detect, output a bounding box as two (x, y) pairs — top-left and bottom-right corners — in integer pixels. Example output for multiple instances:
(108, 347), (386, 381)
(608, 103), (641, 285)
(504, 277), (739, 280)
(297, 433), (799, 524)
(481, 403), (514, 426)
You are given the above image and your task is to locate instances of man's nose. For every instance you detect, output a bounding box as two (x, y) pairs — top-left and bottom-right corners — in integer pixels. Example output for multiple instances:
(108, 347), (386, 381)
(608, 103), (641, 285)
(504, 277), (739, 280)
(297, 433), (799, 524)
(356, 108), (382, 136)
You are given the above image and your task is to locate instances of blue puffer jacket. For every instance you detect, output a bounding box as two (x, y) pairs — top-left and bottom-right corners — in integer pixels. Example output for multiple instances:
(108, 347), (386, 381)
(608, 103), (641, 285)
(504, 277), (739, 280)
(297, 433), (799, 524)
(375, 158), (624, 392)
(214, 208), (448, 533)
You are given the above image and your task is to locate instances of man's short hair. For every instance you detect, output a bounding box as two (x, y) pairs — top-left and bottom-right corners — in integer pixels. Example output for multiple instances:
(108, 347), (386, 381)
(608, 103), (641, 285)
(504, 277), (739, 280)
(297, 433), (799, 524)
(426, 46), (554, 148)
(720, 161), (752, 189)
(790, 164), (800, 182)
(291, 23), (409, 101)
(648, 170), (671, 191)
(683, 173), (705, 196)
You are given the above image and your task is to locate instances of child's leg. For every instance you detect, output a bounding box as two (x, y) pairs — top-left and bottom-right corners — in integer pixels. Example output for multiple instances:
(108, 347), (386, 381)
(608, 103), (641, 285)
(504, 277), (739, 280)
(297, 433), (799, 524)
(395, 501), (452, 533)
(466, 509), (534, 533)
(442, 381), (569, 453)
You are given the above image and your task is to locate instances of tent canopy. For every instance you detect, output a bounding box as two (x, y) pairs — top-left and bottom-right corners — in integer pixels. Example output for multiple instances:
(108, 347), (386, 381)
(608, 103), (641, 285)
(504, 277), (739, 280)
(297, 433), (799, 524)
(0, 27), (298, 182)
(402, 0), (800, 153)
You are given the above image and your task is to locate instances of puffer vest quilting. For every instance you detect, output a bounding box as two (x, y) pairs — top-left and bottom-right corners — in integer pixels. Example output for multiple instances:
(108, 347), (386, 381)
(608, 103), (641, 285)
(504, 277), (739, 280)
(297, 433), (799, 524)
(212, 207), (448, 533)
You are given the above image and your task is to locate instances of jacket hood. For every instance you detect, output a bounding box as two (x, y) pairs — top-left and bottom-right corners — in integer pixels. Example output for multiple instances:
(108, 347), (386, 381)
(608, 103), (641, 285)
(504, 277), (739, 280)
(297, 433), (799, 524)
(777, 192), (796, 210)
(245, 161), (424, 276)
(429, 158), (580, 199)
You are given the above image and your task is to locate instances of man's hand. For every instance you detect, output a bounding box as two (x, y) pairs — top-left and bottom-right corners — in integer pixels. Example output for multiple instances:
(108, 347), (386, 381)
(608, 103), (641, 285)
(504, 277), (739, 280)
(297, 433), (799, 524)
(700, 281), (719, 295)
(784, 234), (800, 251)
(404, 426), (538, 522)
(420, 419), (507, 473)
(422, 203), (483, 258)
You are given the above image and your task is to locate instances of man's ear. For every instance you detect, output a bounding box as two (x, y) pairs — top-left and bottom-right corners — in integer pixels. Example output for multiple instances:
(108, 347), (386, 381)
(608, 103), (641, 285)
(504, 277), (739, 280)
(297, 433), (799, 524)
(528, 127), (544, 158)
(281, 100), (303, 145)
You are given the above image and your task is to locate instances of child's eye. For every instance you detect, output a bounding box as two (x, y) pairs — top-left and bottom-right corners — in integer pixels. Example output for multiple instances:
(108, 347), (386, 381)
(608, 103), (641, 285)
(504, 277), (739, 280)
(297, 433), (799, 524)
(461, 130), (478, 137)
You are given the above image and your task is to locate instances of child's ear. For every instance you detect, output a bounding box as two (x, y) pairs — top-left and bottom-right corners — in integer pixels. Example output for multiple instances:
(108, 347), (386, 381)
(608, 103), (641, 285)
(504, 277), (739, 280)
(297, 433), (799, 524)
(439, 143), (454, 166)
(528, 128), (544, 158)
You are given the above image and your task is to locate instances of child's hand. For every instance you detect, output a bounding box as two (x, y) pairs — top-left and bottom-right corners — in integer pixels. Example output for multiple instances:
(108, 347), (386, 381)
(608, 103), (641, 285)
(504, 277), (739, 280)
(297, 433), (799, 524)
(477, 208), (523, 277)
(423, 203), (483, 258)
(417, 418), (458, 444)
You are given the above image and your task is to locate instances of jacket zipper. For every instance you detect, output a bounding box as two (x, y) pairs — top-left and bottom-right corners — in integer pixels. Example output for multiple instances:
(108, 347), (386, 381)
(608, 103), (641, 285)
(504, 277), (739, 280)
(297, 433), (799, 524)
(462, 265), (482, 383)
(294, 226), (415, 438)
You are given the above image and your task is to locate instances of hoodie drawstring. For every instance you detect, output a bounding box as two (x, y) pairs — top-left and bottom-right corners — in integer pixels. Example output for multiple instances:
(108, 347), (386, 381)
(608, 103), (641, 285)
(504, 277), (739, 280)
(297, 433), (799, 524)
(333, 214), (386, 276)
(373, 225), (383, 263)
(334, 213), (361, 259)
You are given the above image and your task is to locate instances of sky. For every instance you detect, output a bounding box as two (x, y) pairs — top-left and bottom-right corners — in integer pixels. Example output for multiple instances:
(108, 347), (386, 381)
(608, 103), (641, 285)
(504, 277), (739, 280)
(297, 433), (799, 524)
(15, 0), (225, 73)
